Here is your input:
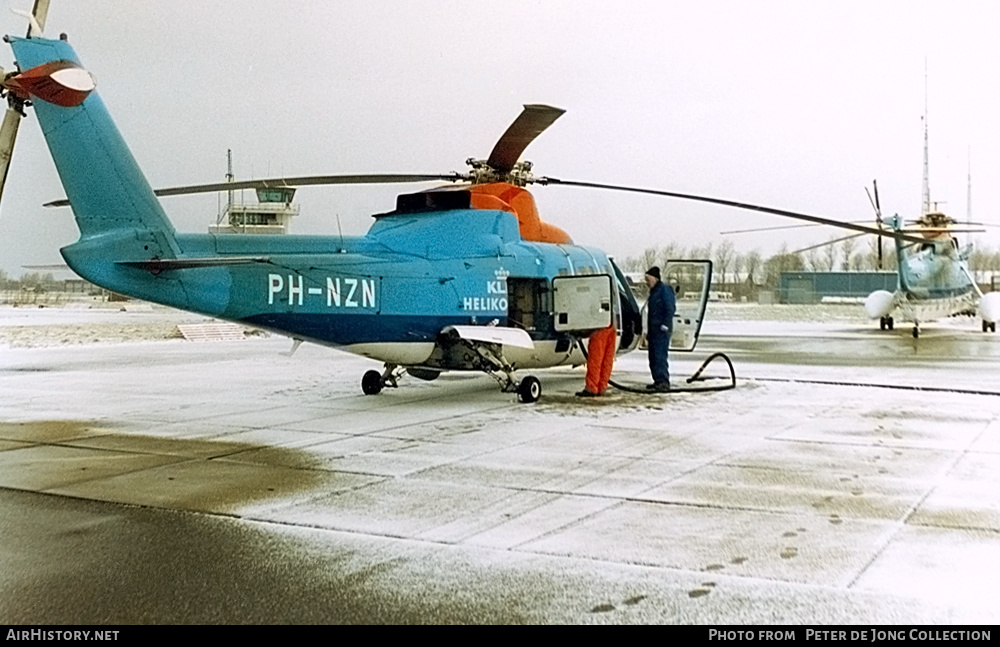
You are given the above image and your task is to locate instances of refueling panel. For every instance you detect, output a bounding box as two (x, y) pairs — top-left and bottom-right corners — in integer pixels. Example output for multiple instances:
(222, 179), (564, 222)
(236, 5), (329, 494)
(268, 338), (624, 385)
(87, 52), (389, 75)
(552, 274), (613, 332)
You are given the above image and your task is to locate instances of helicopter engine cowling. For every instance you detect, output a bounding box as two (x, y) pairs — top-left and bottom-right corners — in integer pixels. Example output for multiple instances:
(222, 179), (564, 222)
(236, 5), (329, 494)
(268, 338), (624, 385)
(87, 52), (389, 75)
(864, 290), (896, 319)
(978, 292), (1000, 324)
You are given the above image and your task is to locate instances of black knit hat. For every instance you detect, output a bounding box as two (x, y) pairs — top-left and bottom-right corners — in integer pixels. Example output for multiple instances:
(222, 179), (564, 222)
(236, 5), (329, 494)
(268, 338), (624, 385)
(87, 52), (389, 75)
(645, 266), (661, 280)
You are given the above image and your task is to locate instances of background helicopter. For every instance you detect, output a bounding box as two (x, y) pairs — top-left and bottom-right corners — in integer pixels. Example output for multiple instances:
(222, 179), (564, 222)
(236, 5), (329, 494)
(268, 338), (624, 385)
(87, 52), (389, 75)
(862, 207), (1000, 338)
(1, 7), (945, 401)
(778, 120), (1000, 340)
(860, 100), (1000, 338)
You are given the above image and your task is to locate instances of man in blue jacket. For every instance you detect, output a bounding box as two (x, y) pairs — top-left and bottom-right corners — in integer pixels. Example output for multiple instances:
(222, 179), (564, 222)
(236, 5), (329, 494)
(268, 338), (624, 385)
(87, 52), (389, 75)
(644, 266), (675, 391)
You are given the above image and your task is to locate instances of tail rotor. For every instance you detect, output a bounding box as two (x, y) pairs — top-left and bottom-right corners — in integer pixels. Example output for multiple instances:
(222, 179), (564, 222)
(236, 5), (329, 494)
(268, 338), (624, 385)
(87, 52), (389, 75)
(0, 1), (52, 207)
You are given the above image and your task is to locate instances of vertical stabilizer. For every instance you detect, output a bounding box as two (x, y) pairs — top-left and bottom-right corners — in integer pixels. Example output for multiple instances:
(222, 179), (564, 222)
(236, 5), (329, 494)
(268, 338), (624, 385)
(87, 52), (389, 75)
(9, 36), (177, 251)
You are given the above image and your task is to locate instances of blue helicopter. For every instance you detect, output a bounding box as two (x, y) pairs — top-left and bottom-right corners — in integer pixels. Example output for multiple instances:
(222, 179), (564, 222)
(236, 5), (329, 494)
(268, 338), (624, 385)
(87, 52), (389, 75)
(862, 210), (1000, 338)
(857, 173), (1000, 339)
(0, 10), (937, 400)
(774, 179), (1000, 339)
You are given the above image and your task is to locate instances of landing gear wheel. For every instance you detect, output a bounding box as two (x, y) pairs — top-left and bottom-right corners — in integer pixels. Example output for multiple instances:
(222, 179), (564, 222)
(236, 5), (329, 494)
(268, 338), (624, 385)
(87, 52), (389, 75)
(887, 316), (894, 330)
(984, 321), (996, 333)
(517, 376), (541, 403)
(361, 370), (384, 395)
(879, 317), (886, 330)
(912, 326), (920, 339)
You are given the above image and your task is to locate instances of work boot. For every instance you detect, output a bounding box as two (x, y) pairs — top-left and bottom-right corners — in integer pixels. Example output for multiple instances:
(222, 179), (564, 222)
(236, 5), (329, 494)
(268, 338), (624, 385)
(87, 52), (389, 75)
(576, 389), (599, 397)
(653, 382), (671, 392)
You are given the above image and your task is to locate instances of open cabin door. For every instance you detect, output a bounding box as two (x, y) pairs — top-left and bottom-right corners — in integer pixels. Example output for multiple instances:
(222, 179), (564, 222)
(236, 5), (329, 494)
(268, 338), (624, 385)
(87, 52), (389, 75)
(664, 259), (712, 352)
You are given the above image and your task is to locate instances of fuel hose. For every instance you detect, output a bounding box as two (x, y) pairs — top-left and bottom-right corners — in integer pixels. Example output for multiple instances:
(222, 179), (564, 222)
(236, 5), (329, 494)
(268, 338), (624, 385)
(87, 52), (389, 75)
(574, 337), (737, 394)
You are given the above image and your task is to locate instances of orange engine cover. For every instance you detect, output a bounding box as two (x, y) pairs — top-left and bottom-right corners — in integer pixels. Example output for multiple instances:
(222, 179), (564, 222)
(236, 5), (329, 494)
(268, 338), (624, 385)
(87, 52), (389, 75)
(468, 183), (572, 244)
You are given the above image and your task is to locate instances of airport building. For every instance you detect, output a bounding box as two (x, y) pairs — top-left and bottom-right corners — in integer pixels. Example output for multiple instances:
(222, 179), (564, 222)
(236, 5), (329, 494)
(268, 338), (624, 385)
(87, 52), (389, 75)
(778, 271), (897, 304)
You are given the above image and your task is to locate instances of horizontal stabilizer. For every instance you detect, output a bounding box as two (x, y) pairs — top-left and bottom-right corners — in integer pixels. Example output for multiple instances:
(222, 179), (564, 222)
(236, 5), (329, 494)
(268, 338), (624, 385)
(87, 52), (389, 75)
(117, 256), (270, 271)
(442, 325), (534, 349)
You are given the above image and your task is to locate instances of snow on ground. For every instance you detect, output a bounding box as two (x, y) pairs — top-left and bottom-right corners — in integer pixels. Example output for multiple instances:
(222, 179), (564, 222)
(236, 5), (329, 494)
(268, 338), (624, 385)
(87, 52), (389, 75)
(2, 301), (1000, 623)
(0, 302), (221, 348)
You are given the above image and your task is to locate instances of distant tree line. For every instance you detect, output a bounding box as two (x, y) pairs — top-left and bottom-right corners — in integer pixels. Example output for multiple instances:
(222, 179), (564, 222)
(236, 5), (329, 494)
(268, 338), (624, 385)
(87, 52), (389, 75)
(0, 271), (60, 292)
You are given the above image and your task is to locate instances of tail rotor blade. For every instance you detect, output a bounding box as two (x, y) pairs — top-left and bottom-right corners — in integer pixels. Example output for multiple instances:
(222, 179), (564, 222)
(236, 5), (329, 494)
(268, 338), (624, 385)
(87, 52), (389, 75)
(29, 0), (50, 36)
(486, 104), (565, 174)
(0, 107), (23, 204)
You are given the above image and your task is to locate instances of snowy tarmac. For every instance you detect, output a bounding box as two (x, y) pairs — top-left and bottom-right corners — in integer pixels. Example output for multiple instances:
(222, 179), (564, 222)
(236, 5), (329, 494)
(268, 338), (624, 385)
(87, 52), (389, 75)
(2, 303), (1000, 623)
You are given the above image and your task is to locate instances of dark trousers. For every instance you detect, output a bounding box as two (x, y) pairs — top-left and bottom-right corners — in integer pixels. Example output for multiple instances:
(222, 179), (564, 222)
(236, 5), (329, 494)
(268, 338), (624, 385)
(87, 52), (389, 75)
(647, 330), (670, 384)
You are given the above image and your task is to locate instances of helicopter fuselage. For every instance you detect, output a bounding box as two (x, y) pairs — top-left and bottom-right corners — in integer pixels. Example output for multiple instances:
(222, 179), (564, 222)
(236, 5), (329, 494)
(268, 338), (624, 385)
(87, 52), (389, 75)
(61, 208), (638, 371)
(895, 233), (977, 320)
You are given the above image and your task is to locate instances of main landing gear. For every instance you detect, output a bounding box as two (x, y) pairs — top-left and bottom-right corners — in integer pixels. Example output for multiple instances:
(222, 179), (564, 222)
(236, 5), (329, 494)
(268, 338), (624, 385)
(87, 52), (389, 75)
(879, 316), (894, 330)
(359, 360), (542, 403)
(983, 321), (997, 333)
(516, 375), (541, 403)
(361, 364), (406, 395)
(469, 343), (541, 403)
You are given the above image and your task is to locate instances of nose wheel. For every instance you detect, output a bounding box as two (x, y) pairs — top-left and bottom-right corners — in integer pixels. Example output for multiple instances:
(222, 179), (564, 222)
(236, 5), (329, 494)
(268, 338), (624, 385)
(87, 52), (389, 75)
(879, 316), (894, 330)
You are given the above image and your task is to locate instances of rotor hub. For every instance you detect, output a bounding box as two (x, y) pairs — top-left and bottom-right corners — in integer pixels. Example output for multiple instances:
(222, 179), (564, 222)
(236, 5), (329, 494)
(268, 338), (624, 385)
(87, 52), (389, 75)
(463, 158), (536, 187)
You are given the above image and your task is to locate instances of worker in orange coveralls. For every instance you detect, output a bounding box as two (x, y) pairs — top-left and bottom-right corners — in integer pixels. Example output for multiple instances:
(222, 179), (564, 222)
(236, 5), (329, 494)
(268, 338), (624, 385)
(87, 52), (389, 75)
(576, 323), (617, 397)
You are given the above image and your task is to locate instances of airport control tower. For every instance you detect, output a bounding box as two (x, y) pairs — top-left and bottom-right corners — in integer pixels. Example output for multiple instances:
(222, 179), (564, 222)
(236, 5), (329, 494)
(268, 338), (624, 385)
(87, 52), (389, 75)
(209, 150), (299, 235)
(209, 186), (299, 235)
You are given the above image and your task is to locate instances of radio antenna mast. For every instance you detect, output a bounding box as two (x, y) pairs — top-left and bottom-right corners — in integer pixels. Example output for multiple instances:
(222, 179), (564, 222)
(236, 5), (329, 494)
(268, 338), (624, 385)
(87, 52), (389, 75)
(967, 147), (972, 225)
(921, 60), (931, 215)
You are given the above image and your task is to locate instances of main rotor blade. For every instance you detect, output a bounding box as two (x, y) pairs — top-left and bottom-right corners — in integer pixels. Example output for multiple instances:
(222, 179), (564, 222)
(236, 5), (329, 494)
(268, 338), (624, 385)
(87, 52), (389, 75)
(791, 232), (866, 256)
(486, 104), (565, 174)
(722, 220), (872, 235)
(44, 173), (461, 207)
(864, 185), (880, 220)
(872, 181), (883, 269)
(537, 177), (931, 245)
(0, 107), (23, 205)
(901, 228), (985, 234)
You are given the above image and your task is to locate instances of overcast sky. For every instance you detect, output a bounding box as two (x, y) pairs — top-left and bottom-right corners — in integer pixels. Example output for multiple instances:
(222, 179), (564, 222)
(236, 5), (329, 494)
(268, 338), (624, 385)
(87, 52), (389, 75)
(1, 0), (998, 275)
